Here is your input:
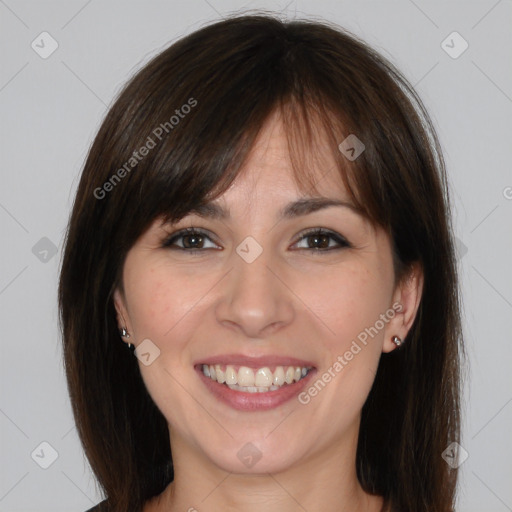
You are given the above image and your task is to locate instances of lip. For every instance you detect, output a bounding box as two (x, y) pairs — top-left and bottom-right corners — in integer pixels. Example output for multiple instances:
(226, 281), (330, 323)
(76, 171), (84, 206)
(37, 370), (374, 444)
(194, 354), (316, 369)
(195, 361), (317, 412)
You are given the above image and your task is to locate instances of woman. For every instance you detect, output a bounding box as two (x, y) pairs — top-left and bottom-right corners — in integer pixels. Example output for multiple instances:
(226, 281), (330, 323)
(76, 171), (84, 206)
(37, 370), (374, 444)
(59, 13), (463, 512)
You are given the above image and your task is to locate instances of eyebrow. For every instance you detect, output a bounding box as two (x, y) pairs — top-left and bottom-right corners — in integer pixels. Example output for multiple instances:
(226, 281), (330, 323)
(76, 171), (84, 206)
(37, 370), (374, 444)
(188, 197), (362, 220)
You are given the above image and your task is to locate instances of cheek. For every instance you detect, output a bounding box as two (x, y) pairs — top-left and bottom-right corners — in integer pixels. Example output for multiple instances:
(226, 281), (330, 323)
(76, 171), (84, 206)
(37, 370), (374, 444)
(306, 264), (393, 349)
(124, 260), (203, 340)
(122, 262), (204, 420)
(286, 265), (393, 443)
(124, 269), (171, 337)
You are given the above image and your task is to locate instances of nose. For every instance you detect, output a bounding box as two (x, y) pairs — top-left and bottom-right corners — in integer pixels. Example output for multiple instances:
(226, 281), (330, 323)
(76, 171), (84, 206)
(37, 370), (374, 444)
(215, 243), (295, 338)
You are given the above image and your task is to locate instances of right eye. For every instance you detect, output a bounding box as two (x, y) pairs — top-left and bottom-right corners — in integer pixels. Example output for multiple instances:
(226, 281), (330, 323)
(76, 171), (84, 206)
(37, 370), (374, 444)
(161, 227), (221, 253)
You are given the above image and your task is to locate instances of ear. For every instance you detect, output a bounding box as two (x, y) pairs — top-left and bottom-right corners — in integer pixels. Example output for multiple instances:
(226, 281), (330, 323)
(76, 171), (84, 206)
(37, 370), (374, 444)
(113, 288), (132, 334)
(382, 263), (424, 353)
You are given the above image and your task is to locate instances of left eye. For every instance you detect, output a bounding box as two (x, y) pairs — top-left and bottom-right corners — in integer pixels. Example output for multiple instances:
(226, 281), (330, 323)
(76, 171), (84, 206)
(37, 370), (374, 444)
(293, 229), (350, 251)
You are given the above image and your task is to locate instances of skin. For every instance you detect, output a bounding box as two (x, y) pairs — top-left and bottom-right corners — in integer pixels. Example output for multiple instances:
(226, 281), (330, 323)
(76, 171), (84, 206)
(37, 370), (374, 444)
(114, 111), (423, 512)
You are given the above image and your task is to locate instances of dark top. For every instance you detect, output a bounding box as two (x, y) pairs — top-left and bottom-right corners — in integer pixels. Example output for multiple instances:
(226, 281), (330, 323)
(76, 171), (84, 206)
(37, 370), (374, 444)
(85, 499), (109, 511)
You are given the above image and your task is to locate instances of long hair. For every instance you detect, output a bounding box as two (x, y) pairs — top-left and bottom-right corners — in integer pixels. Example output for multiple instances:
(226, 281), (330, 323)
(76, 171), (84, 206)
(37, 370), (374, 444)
(59, 13), (464, 512)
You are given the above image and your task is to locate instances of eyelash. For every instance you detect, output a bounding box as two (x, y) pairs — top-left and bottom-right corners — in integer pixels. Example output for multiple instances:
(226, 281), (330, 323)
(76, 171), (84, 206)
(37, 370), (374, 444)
(161, 227), (351, 254)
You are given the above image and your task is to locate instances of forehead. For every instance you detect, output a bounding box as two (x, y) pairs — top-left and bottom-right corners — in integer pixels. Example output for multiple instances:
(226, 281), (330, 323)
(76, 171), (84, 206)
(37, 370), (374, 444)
(219, 110), (350, 205)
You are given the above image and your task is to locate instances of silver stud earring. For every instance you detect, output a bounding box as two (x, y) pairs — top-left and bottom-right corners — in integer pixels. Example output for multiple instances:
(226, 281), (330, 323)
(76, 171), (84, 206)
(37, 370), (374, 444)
(119, 327), (133, 350)
(392, 335), (402, 346)
(119, 327), (135, 351)
(119, 327), (130, 339)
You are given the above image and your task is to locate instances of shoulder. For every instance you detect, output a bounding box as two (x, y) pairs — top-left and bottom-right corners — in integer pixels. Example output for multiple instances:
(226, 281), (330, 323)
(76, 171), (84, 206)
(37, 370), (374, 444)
(85, 499), (109, 511)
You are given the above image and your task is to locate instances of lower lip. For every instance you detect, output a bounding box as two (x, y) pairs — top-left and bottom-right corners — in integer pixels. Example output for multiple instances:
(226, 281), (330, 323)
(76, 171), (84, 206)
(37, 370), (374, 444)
(196, 366), (317, 411)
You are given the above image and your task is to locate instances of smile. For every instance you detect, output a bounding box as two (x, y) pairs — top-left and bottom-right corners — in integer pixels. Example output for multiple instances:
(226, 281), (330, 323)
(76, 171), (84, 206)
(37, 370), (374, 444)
(195, 356), (317, 411)
(201, 364), (313, 392)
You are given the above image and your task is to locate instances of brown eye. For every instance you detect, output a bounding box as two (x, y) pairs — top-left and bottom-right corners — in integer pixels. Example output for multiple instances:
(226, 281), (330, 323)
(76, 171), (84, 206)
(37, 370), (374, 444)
(182, 232), (205, 249)
(162, 228), (219, 252)
(306, 233), (330, 249)
(293, 229), (350, 251)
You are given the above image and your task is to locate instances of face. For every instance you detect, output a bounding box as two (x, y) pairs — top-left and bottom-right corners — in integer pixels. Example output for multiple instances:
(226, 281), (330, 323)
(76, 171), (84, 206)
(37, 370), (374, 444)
(114, 111), (422, 476)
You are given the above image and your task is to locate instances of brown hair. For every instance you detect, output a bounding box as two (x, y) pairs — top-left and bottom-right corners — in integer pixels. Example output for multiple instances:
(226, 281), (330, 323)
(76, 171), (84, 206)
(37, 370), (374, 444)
(59, 13), (464, 512)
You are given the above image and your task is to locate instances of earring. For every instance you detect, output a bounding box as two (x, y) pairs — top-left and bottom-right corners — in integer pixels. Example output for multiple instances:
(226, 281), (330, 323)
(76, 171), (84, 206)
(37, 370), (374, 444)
(119, 327), (133, 350)
(119, 327), (130, 339)
(392, 335), (402, 347)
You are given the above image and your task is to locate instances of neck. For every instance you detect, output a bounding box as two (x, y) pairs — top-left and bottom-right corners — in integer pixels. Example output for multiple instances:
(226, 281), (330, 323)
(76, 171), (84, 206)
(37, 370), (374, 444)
(145, 422), (384, 512)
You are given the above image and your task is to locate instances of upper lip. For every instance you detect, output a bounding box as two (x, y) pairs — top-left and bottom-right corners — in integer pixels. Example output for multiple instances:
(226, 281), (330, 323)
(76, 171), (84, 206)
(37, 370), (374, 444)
(195, 354), (316, 368)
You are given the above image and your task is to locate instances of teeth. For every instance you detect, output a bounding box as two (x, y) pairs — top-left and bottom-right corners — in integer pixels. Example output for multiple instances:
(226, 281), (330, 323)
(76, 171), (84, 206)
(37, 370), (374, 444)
(227, 383), (281, 393)
(225, 365), (237, 384)
(254, 367), (273, 387)
(273, 366), (285, 386)
(238, 366), (255, 387)
(215, 365), (225, 384)
(201, 364), (312, 391)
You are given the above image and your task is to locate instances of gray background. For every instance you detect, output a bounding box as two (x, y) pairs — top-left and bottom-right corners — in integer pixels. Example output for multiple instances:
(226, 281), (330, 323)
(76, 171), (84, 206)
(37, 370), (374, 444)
(1, 0), (511, 511)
